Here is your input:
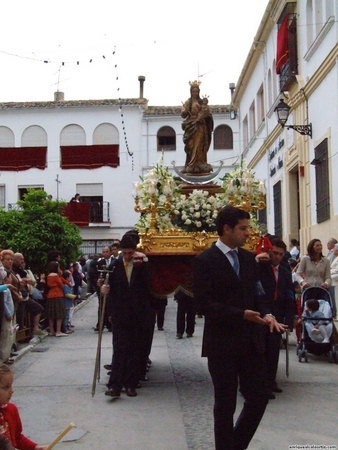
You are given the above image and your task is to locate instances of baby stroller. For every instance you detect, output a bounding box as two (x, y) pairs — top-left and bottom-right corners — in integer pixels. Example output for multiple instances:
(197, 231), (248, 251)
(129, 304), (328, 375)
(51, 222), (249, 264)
(297, 286), (337, 364)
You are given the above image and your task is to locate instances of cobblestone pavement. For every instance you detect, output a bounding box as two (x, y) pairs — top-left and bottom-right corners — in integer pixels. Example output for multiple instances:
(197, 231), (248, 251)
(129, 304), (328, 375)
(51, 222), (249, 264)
(10, 295), (338, 450)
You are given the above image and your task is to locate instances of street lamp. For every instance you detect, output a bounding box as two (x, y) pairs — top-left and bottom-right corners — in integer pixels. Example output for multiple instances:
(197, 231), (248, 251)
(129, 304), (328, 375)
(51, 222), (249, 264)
(274, 98), (312, 138)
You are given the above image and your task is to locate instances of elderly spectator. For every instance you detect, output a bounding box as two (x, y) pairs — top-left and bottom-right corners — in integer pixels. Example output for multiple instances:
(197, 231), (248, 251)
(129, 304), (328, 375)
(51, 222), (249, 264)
(12, 253), (45, 336)
(326, 238), (338, 264)
(1, 250), (23, 309)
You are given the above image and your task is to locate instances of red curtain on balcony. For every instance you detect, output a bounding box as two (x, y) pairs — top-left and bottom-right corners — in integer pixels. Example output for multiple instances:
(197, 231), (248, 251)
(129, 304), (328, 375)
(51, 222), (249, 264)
(63, 202), (90, 226)
(0, 147), (47, 171)
(61, 144), (119, 169)
(276, 14), (289, 74)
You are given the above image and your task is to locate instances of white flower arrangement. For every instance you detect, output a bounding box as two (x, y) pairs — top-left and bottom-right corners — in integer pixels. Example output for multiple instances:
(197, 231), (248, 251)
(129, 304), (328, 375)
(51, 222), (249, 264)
(172, 189), (224, 232)
(134, 155), (264, 234)
(134, 154), (181, 233)
(219, 158), (264, 207)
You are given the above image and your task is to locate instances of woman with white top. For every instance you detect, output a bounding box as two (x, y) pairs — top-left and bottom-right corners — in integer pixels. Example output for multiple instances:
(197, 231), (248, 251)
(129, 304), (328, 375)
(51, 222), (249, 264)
(295, 239), (331, 290)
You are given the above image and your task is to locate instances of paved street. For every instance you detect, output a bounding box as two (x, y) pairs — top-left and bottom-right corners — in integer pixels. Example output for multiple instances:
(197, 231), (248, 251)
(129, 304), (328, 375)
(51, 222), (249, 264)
(11, 296), (338, 449)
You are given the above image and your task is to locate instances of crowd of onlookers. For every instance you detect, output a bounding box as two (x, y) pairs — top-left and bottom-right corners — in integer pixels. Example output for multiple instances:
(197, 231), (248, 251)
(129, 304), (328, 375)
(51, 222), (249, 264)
(0, 247), (104, 364)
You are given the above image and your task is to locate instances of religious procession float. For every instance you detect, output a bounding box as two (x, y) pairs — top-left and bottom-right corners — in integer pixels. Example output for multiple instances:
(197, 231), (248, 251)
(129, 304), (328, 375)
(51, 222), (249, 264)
(132, 81), (266, 296)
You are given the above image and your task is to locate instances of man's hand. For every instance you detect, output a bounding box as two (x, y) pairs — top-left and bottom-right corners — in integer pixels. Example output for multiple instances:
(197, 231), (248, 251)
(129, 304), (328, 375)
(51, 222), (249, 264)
(255, 252), (270, 262)
(263, 315), (288, 333)
(243, 310), (268, 325)
(97, 278), (104, 287)
(101, 285), (110, 295)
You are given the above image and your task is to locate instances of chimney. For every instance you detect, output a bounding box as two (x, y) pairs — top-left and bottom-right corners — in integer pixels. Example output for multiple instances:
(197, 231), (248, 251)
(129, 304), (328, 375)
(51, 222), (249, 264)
(54, 91), (64, 102)
(229, 83), (235, 99)
(138, 76), (145, 99)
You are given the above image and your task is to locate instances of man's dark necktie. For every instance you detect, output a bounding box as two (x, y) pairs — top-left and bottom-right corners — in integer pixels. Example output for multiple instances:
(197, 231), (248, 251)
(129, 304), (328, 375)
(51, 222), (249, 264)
(229, 250), (240, 277)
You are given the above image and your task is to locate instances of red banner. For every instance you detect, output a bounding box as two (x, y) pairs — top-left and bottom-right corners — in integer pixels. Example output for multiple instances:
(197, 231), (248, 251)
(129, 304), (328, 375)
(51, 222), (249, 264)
(61, 144), (119, 169)
(0, 147), (47, 171)
(276, 14), (289, 74)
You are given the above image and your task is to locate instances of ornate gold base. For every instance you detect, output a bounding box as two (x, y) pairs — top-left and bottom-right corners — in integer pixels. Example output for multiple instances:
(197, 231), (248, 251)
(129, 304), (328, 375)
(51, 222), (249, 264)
(138, 228), (260, 255)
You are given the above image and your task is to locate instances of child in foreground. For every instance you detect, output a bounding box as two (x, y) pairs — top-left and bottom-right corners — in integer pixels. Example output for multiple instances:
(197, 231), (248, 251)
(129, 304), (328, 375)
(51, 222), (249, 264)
(0, 364), (47, 449)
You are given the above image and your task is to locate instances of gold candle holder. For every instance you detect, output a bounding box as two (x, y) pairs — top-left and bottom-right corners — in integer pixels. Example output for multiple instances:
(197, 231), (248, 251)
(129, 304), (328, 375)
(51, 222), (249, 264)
(134, 193), (173, 231)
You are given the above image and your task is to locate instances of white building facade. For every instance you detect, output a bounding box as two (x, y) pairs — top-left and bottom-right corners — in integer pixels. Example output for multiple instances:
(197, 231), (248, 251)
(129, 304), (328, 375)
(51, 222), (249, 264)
(232, 0), (338, 251)
(0, 86), (238, 255)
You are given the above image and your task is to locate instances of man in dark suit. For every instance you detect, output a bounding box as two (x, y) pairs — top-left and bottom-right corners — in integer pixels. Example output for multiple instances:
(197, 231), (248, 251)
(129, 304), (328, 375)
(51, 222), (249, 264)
(93, 246), (115, 332)
(102, 235), (151, 398)
(257, 237), (296, 399)
(193, 206), (286, 450)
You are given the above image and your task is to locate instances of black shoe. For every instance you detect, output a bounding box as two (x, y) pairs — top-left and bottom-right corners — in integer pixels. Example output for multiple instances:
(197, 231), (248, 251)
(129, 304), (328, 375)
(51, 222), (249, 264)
(176, 333), (183, 339)
(105, 388), (120, 398)
(158, 327), (164, 331)
(147, 358), (152, 365)
(104, 364), (113, 371)
(93, 326), (99, 332)
(140, 376), (148, 381)
(126, 388), (137, 397)
(273, 385), (283, 393)
(267, 392), (276, 400)
(186, 333), (193, 338)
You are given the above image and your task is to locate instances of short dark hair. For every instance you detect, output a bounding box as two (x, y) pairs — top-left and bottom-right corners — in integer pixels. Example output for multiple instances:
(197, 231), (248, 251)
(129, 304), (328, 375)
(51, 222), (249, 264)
(0, 433), (12, 450)
(48, 250), (61, 261)
(288, 258), (298, 268)
(48, 261), (59, 274)
(62, 270), (71, 279)
(215, 206), (250, 236)
(120, 235), (137, 250)
(123, 230), (140, 245)
(270, 237), (286, 251)
(290, 238), (299, 246)
(306, 298), (320, 312)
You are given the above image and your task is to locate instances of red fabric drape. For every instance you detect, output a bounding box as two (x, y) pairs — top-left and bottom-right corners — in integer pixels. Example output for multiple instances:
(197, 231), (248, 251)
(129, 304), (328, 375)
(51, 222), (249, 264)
(63, 202), (90, 226)
(276, 14), (289, 74)
(61, 144), (119, 169)
(0, 147), (47, 171)
(148, 255), (195, 297)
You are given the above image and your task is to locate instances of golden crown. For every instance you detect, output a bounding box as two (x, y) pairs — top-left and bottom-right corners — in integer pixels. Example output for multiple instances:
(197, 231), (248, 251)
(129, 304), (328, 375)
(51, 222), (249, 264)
(189, 80), (201, 88)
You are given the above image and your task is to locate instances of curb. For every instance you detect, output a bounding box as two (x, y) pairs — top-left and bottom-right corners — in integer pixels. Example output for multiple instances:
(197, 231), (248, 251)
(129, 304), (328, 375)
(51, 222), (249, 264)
(9, 295), (96, 364)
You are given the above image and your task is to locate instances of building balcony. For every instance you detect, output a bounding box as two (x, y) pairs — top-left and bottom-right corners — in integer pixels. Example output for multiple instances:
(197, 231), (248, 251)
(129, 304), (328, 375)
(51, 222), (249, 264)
(63, 201), (110, 227)
(8, 201), (110, 227)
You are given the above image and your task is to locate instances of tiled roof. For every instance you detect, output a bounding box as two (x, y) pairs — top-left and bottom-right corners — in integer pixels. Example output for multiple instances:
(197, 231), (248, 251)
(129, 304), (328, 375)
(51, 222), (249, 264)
(0, 98), (231, 114)
(143, 105), (231, 116)
(0, 98), (148, 110)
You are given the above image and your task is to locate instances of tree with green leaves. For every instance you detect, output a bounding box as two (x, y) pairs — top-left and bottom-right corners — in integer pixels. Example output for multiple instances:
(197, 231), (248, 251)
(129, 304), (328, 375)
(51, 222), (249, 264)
(0, 189), (82, 274)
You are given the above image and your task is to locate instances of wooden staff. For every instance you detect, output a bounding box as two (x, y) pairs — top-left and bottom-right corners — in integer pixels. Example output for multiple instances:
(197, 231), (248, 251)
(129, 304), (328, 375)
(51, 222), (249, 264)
(91, 269), (113, 397)
(46, 422), (75, 449)
(285, 329), (290, 378)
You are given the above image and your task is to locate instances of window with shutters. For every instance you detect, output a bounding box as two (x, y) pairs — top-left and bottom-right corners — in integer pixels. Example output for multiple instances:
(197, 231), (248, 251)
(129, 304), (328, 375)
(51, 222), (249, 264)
(157, 126), (176, 151)
(273, 181), (283, 237)
(314, 138), (330, 223)
(213, 125), (233, 150)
